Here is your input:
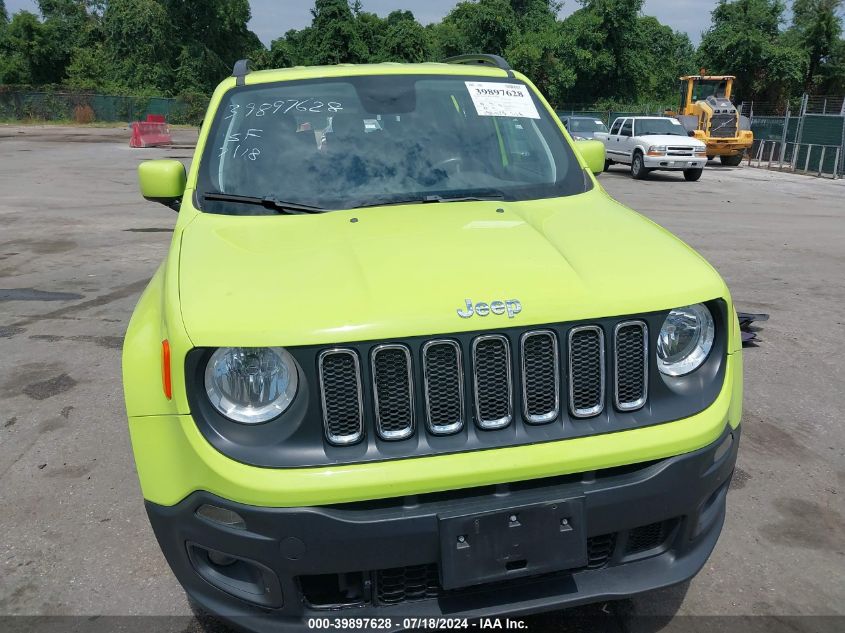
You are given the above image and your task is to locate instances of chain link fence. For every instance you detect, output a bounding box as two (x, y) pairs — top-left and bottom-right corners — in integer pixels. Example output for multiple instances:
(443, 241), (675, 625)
(742, 94), (845, 178)
(555, 104), (673, 125)
(0, 90), (209, 125)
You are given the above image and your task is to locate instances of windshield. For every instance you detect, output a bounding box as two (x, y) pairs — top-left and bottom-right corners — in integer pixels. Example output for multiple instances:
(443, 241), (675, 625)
(692, 80), (727, 102)
(568, 118), (608, 133)
(197, 75), (588, 214)
(635, 118), (687, 136)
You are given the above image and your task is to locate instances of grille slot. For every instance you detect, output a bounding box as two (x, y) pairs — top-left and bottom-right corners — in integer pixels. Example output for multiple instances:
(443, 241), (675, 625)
(318, 349), (364, 445)
(568, 326), (605, 417)
(371, 344), (414, 440)
(625, 519), (675, 554)
(586, 533), (616, 569)
(472, 335), (513, 430)
(375, 564), (440, 605)
(521, 331), (560, 424)
(422, 340), (465, 435)
(614, 321), (648, 411)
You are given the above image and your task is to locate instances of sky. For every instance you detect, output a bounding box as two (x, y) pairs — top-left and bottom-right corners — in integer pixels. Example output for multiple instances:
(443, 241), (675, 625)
(5, 0), (720, 45)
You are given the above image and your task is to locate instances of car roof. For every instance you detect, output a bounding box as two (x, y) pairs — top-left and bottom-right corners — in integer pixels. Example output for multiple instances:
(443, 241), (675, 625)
(617, 116), (675, 120)
(236, 62), (512, 86)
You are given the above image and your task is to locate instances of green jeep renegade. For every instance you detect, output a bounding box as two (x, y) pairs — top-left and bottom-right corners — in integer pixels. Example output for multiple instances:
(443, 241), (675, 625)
(124, 55), (742, 630)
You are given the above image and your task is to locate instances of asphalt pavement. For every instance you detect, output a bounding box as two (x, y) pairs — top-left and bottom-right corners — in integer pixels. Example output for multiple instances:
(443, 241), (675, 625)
(0, 125), (843, 629)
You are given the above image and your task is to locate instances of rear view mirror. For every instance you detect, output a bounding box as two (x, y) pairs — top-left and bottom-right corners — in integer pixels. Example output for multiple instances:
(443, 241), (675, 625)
(138, 160), (187, 211)
(574, 139), (605, 175)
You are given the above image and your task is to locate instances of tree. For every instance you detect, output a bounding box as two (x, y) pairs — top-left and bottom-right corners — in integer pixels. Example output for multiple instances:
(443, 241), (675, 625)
(1, 11), (66, 84)
(99, 0), (173, 92)
(817, 38), (845, 93)
(440, 0), (518, 57)
(789, 0), (843, 91)
(355, 10), (387, 61)
(309, 0), (368, 65)
(380, 12), (430, 62)
(698, 0), (807, 102)
(506, 21), (577, 105)
(162, 0), (262, 93)
(633, 17), (697, 103)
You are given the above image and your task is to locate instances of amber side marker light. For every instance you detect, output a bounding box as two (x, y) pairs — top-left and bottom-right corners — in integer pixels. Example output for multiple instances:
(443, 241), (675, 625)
(162, 340), (172, 400)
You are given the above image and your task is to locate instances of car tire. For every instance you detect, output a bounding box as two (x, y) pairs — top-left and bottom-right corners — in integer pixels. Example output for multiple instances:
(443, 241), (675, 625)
(707, 155), (714, 161)
(683, 168), (703, 181)
(720, 153), (744, 167)
(631, 153), (649, 180)
(604, 159), (612, 172)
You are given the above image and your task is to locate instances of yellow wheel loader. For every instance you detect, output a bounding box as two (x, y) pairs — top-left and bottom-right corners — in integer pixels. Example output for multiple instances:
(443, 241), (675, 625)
(668, 75), (753, 167)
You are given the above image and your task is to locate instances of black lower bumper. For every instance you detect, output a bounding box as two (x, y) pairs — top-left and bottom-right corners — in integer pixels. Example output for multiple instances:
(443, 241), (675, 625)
(146, 425), (740, 632)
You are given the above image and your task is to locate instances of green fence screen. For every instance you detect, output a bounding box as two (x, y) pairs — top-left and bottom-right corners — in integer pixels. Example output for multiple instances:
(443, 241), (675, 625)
(750, 112), (843, 176)
(0, 91), (209, 125)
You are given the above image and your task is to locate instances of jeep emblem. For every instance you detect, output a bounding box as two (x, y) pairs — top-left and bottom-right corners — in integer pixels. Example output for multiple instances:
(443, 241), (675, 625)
(457, 299), (522, 319)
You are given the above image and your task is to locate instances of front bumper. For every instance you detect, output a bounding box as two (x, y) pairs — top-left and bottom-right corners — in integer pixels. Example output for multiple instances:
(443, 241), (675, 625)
(147, 424), (740, 632)
(643, 156), (706, 170)
(707, 140), (753, 156)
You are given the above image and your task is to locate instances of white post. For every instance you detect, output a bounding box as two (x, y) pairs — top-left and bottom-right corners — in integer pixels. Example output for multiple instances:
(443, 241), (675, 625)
(779, 105), (790, 168)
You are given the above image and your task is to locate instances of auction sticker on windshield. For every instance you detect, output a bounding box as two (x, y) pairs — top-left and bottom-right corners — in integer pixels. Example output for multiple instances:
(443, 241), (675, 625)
(465, 82), (540, 119)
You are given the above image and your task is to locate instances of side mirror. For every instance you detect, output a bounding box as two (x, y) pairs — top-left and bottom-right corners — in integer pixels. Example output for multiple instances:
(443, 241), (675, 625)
(574, 139), (605, 175)
(138, 159), (186, 211)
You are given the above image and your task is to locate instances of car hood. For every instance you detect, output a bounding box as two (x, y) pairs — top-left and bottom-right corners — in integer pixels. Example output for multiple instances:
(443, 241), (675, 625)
(177, 189), (727, 347)
(638, 134), (705, 147)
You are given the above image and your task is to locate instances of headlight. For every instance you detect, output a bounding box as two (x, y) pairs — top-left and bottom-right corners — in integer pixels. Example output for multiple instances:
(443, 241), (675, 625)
(656, 304), (715, 376)
(648, 145), (667, 153)
(205, 347), (298, 424)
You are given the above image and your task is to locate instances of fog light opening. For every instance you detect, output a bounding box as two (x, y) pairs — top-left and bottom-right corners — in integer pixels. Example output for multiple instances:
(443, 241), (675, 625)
(186, 542), (283, 608)
(208, 550), (237, 567)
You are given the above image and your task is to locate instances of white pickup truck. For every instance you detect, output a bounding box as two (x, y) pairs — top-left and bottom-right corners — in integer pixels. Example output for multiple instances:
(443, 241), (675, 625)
(594, 116), (708, 181)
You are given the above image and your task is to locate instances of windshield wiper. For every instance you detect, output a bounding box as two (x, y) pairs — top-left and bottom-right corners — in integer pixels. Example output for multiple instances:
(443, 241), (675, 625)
(352, 191), (506, 209)
(203, 192), (325, 215)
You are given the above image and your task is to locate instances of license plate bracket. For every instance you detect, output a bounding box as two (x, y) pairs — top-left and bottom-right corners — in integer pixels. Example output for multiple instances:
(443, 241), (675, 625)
(438, 498), (586, 590)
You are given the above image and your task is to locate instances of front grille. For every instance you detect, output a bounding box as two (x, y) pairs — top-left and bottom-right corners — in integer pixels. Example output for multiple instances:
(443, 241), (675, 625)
(568, 326), (605, 417)
(710, 114), (737, 138)
(371, 344), (414, 440)
(521, 331), (559, 423)
(315, 316), (662, 446)
(422, 340), (464, 435)
(376, 564), (440, 605)
(614, 321), (648, 411)
(472, 335), (513, 429)
(318, 350), (364, 445)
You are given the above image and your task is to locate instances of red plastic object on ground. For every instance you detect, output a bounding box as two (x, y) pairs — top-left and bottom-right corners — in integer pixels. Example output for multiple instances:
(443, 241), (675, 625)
(130, 115), (172, 148)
